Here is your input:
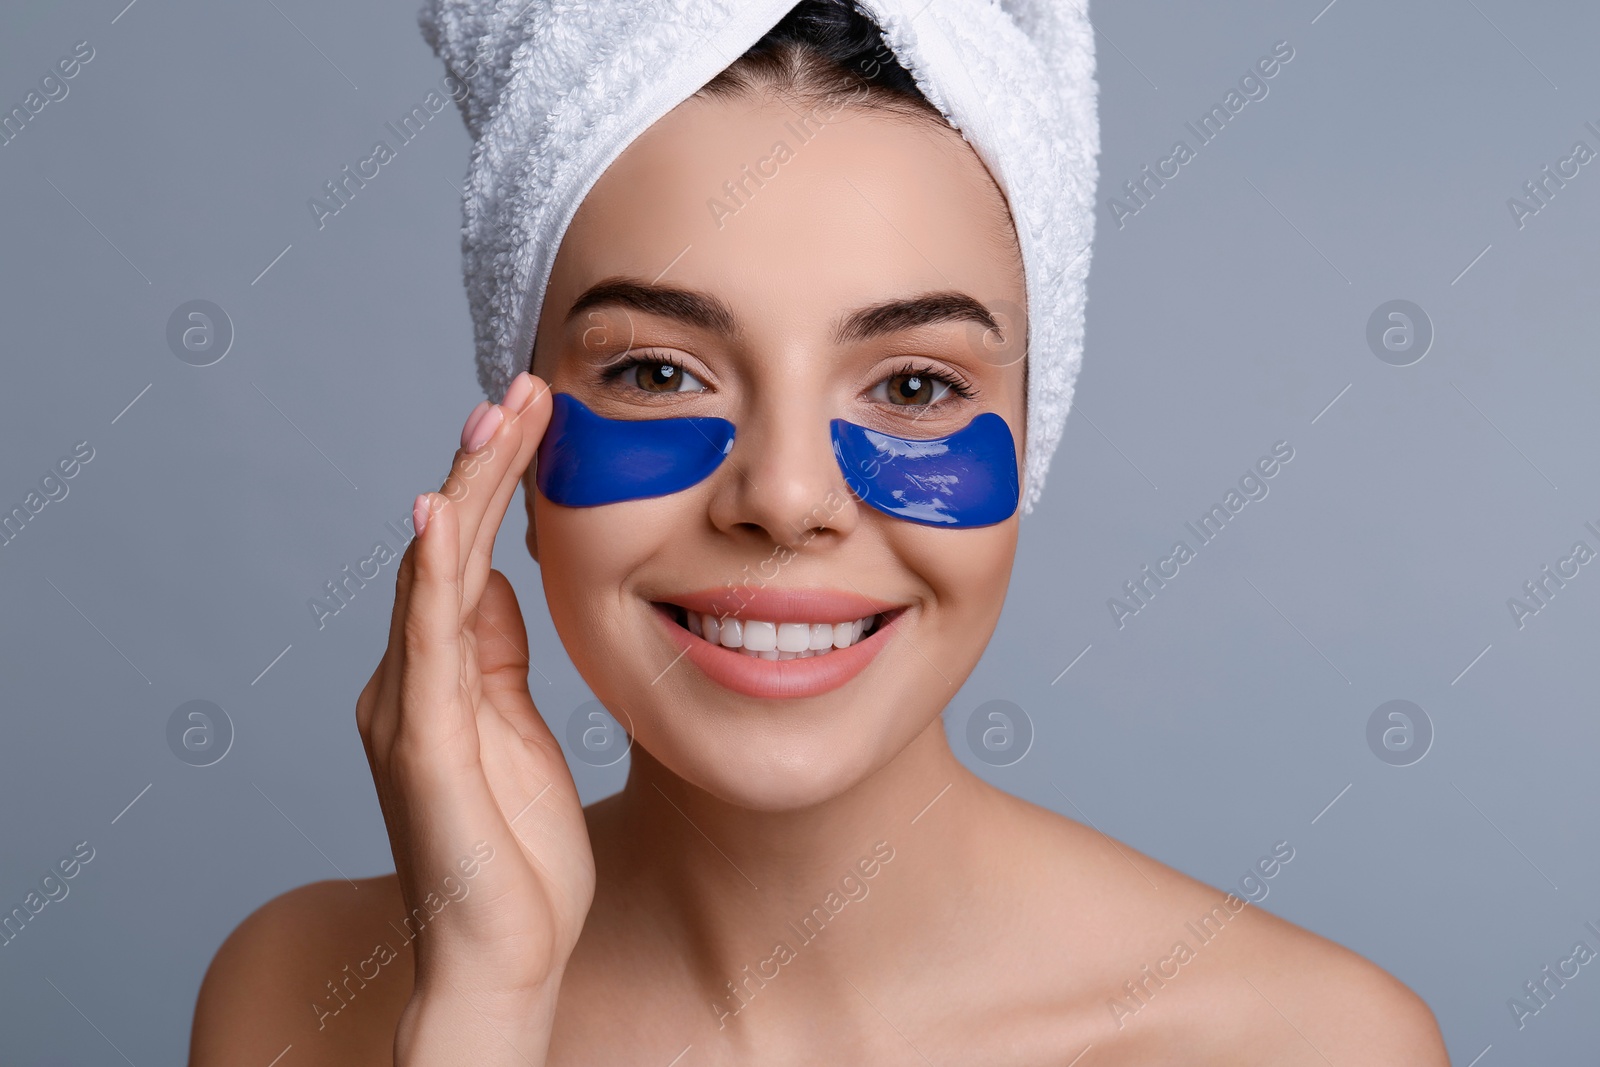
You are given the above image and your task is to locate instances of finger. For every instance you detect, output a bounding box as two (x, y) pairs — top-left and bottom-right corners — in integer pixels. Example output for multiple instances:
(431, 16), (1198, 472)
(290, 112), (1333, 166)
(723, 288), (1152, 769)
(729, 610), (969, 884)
(461, 380), (551, 596)
(355, 661), (382, 742)
(452, 375), (549, 579)
(367, 493), (439, 755)
(474, 568), (532, 693)
(435, 374), (549, 602)
(393, 492), (474, 762)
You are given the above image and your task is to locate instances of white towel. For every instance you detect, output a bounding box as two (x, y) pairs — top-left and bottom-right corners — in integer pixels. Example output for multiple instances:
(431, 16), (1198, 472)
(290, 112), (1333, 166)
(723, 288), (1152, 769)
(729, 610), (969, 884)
(421, 0), (1098, 515)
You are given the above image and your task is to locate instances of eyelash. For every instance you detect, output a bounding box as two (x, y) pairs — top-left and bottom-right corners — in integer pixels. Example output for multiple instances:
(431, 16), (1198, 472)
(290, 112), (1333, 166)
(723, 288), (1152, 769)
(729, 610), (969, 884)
(598, 352), (979, 403)
(886, 360), (978, 403)
(598, 351), (700, 388)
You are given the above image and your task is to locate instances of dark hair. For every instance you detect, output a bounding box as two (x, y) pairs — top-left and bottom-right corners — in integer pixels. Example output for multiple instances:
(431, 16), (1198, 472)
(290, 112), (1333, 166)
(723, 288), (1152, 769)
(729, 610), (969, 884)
(697, 0), (945, 124)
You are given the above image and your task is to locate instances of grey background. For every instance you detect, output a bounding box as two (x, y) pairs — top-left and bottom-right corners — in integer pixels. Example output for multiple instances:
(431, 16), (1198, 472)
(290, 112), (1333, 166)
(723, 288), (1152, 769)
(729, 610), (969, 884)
(1, 0), (1595, 1062)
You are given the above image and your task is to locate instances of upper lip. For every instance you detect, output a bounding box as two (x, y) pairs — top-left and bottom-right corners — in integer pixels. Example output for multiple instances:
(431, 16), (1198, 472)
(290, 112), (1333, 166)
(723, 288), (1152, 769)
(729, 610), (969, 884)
(653, 587), (906, 624)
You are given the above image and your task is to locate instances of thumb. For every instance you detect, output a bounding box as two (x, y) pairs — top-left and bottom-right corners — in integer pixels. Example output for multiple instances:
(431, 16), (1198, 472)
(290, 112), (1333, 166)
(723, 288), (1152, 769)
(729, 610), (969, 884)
(473, 568), (532, 690)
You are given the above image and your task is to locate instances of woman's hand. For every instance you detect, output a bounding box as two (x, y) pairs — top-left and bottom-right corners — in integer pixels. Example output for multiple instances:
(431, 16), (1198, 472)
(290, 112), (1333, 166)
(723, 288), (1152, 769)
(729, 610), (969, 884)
(355, 374), (592, 1065)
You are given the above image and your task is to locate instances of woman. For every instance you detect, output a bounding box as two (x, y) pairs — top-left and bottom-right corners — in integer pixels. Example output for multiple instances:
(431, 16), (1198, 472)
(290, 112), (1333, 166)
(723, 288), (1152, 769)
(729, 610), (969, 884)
(191, 2), (1450, 1062)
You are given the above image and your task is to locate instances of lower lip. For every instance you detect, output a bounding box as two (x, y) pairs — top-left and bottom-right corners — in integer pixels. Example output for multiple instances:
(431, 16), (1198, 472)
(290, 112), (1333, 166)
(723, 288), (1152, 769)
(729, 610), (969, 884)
(651, 604), (902, 700)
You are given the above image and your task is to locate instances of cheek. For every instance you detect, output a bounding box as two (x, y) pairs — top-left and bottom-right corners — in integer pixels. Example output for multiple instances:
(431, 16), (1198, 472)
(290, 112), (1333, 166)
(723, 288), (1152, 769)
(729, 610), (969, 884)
(534, 496), (642, 565)
(533, 494), (672, 635)
(896, 521), (1017, 638)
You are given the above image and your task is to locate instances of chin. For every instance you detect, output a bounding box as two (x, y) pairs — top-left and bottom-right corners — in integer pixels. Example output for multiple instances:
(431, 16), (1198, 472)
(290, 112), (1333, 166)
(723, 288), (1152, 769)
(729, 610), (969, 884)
(633, 706), (921, 813)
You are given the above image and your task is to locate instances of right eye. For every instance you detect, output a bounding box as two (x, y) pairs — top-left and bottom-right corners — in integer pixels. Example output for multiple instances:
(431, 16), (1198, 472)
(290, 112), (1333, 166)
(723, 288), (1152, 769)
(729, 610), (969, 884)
(605, 355), (708, 394)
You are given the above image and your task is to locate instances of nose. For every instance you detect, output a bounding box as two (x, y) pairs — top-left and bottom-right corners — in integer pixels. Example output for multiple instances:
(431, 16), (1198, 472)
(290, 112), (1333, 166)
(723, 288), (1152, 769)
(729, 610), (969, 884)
(705, 393), (858, 548)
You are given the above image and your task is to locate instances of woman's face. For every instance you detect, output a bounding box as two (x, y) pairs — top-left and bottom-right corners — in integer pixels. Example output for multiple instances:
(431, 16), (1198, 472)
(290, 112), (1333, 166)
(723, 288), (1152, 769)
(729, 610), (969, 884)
(524, 90), (1028, 811)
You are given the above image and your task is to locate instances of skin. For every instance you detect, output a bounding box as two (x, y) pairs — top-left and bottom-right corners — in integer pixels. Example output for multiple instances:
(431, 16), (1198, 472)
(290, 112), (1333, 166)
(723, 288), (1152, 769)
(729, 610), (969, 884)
(189, 88), (1451, 1065)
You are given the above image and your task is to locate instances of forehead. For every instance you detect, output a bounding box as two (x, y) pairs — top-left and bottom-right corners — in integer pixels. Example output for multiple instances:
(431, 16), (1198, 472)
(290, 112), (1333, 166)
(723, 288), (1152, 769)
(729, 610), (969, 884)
(540, 94), (1023, 337)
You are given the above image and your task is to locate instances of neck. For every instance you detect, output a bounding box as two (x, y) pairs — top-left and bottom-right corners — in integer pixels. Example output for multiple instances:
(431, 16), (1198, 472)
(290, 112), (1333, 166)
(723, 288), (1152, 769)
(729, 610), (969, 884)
(589, 715), (999, 1028)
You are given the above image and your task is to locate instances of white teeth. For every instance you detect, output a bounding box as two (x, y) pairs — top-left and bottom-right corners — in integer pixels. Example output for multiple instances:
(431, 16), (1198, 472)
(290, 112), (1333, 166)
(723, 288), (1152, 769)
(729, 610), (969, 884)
(776, 622), (810, 653)
(743, 620), (778, 651)
(676, 607), (883, 656)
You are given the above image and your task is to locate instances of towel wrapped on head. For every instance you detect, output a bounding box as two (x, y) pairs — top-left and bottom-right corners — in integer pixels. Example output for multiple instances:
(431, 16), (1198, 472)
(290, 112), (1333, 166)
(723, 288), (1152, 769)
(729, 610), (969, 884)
(420, 0), (1098, 515)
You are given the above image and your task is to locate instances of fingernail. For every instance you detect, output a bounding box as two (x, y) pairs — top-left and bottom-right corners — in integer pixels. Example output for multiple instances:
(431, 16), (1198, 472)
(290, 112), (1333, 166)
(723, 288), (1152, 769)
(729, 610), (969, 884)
(464, 405), (503, 452)
(502, 372), (535, 412)
(412, 493), (431, 537)
(460, 400), (492, 449)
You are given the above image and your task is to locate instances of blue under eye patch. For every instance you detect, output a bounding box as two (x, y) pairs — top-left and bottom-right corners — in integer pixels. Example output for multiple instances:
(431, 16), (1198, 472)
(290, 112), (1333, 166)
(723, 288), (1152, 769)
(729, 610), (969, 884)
(535, 392), (735, 506)
(536, 392), (1018, 527)
(831, 413), (1018, 527)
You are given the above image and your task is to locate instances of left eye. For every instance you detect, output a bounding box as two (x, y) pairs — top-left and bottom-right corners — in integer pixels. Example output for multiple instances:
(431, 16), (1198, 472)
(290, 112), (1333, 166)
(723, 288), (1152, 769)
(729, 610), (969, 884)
(625, 360), (706, 394)
(874, 371), (953, 407)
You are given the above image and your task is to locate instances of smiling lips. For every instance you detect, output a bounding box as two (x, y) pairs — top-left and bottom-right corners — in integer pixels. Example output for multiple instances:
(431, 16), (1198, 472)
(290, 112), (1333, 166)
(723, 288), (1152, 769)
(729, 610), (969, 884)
(651, 588), (906, 700)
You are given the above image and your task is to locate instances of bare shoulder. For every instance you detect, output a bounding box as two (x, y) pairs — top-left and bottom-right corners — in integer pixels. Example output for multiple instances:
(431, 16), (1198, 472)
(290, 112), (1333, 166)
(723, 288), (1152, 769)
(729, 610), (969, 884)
(1206, 906), (1449, 1065)
(189, 873), (413, 1067)
(979, 789), (1448, 1065)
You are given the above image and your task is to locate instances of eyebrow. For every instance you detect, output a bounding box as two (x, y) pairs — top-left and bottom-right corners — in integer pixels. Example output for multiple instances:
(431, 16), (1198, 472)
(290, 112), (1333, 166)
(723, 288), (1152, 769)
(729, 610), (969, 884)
(566, 278), (739, 336)
(565, 278), (1001, 345)
(835, 291), (1000, 343)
